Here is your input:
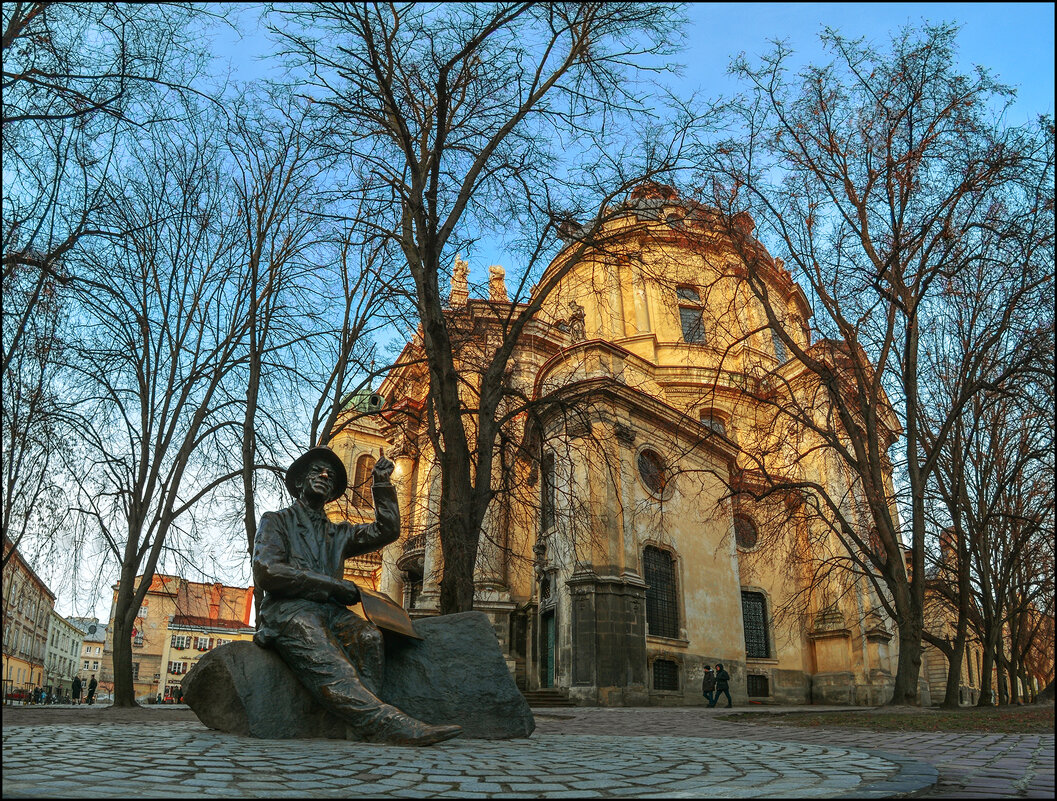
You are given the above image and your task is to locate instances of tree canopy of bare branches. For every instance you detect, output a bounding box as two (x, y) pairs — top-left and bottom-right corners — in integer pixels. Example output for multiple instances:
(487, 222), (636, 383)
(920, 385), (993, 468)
(268, 2), (696, 613)
(695, 23), (1054, 704)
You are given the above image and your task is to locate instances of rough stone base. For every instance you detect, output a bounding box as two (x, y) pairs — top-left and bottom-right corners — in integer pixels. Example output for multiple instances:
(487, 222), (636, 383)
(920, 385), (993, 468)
(811, 671), (856, 705)
(183, 610), (534, 740)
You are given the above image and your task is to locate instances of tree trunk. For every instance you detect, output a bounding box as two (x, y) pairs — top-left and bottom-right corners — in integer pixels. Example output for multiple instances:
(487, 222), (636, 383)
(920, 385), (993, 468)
(940, 641), (965, 709)
(977, 638), (996, 707)
(887, 575), (924, 705)
(109, 580), (138, 708)
(890, 612), (924, 705)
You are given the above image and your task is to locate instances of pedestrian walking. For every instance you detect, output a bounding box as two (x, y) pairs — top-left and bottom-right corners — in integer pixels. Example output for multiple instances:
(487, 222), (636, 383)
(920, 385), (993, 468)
(702, 665), (716, 707)
(72, 675), (82, 705)
(86, 674), (98, 705)
(712, 663), (732, 708)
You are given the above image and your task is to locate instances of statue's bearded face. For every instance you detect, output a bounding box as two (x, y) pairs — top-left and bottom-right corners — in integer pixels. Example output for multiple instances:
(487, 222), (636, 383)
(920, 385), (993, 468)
(301, 460), (336, 500)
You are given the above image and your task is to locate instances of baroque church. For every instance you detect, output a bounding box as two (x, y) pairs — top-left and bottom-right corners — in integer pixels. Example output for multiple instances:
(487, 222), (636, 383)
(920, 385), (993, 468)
(328, 183), (901, 707)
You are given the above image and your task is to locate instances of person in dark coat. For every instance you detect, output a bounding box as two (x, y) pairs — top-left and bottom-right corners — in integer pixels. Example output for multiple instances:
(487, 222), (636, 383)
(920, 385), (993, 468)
(701, 665), (716, 706)
(86, 674), (98, 705)
(72, 675), (82, 705)
(711, 663), (732, 708)
(252, 446), (461, 747)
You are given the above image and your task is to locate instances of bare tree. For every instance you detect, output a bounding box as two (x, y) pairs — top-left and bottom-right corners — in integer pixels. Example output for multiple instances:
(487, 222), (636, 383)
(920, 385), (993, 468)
(919, 219), (1053, 707)
(2, 2), (212, 570)
(695, 23), (1054, 703)
(222, 85), (414, 619)
(63, 102), (254, 706)
(268, 1), (693, 613)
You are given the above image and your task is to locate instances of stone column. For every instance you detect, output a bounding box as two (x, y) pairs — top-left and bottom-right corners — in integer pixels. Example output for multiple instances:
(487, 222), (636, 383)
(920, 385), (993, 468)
(614, 421), (638, 579)
(379, 453), (415, 602)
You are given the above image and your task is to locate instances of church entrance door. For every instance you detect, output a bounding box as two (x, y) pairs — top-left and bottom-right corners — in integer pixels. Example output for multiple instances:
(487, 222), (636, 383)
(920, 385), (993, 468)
(541, 610), (555, 688)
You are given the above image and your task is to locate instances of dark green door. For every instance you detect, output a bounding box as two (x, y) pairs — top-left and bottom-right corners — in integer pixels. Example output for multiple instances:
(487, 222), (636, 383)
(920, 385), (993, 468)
(541, 610), (555, 688)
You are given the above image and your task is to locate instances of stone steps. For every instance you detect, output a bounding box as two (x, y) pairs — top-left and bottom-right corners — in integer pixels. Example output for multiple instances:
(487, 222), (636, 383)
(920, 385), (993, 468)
(521, 689), (577, 707)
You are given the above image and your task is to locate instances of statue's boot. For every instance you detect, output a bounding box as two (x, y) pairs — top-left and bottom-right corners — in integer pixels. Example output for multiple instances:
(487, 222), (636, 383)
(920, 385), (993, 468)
(363, 711), (462, 746)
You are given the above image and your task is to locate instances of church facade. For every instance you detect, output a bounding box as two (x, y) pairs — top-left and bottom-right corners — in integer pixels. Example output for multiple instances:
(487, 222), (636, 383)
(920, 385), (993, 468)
(329, 184), (901, 706)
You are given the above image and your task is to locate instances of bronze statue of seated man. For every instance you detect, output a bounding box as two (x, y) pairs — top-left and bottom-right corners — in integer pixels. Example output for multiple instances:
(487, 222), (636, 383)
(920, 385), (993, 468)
(252, 446), (461, 746)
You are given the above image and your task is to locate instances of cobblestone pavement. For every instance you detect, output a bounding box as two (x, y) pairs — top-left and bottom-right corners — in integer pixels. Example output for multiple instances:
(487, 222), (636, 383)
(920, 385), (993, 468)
(531, 707), (1054, 799)
(2, 704), (1049, 798)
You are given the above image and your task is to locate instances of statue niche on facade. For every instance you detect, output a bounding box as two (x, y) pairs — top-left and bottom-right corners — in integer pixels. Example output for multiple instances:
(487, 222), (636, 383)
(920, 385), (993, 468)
(252, 446), (462, 746)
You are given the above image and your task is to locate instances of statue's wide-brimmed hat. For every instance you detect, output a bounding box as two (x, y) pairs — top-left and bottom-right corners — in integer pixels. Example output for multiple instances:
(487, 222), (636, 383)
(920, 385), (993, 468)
(285, 447), (348, 501)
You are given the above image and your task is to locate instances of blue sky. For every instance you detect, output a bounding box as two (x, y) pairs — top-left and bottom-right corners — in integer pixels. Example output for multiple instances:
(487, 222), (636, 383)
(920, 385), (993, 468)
(207, 2), (1054, 277)
(679, 3), (1054, 120)
(214, 2), (1054, 120)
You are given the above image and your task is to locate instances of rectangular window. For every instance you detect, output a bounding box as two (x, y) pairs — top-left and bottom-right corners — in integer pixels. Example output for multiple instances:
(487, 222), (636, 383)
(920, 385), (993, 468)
(771, 328), (788, 361)
(679, 307), (705, 343)
(652, 658), (680, 691)
(741, 591), (770, 659)
(747, 674), (770, 697)
(195, 636), (211, 650)
(91, 661), (99, 671)
(644, 546), (679, 639)
(83, 660), (90, 671)
(677, 286), (705, 344)
(132, 662), (140, 680)
(133, 632), (144, 647)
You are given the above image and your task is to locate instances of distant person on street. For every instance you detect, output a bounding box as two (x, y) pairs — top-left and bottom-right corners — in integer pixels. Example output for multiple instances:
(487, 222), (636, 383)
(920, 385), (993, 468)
(86, 675), (98, 705)
(701, 665), (716, 707)
(711, 663), (732, 708)
(72, 675), (82, 705)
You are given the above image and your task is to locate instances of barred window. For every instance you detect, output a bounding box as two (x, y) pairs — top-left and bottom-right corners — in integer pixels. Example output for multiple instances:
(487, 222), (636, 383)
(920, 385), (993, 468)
(747, 674), (770, 697)
(352, 454), (376, 507)
(741, 591), (770, 659)
(652, 658), (679, 691)
(644, 546), (679, 638)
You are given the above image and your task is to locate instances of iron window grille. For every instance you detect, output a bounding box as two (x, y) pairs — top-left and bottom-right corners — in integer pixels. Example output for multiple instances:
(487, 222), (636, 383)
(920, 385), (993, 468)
(747, 674), (770, 697)
(652, 658), (680, 691)
(644, 546), (679, 638)
(741, 591), (770, 659)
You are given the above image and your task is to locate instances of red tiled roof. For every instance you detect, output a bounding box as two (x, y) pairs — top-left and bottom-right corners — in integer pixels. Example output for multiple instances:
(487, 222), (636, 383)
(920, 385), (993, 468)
(171, 615), (249, 630)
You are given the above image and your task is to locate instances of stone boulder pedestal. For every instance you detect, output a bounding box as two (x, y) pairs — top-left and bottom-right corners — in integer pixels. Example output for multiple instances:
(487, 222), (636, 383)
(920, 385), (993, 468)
(182, 610), (534, 740)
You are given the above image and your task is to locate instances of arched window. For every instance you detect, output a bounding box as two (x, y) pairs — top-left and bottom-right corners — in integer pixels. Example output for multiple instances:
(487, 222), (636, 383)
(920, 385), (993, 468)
(741, 590), (770, 659)
(352, 454), (376, 507)
(733, 515), (759, 550)
(701, 411), (727, 436)
(643, 546), (679, 638)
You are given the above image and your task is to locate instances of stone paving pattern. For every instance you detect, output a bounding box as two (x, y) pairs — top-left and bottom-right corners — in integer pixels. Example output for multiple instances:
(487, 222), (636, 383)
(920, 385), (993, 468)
(2, 704), (1052, 798)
